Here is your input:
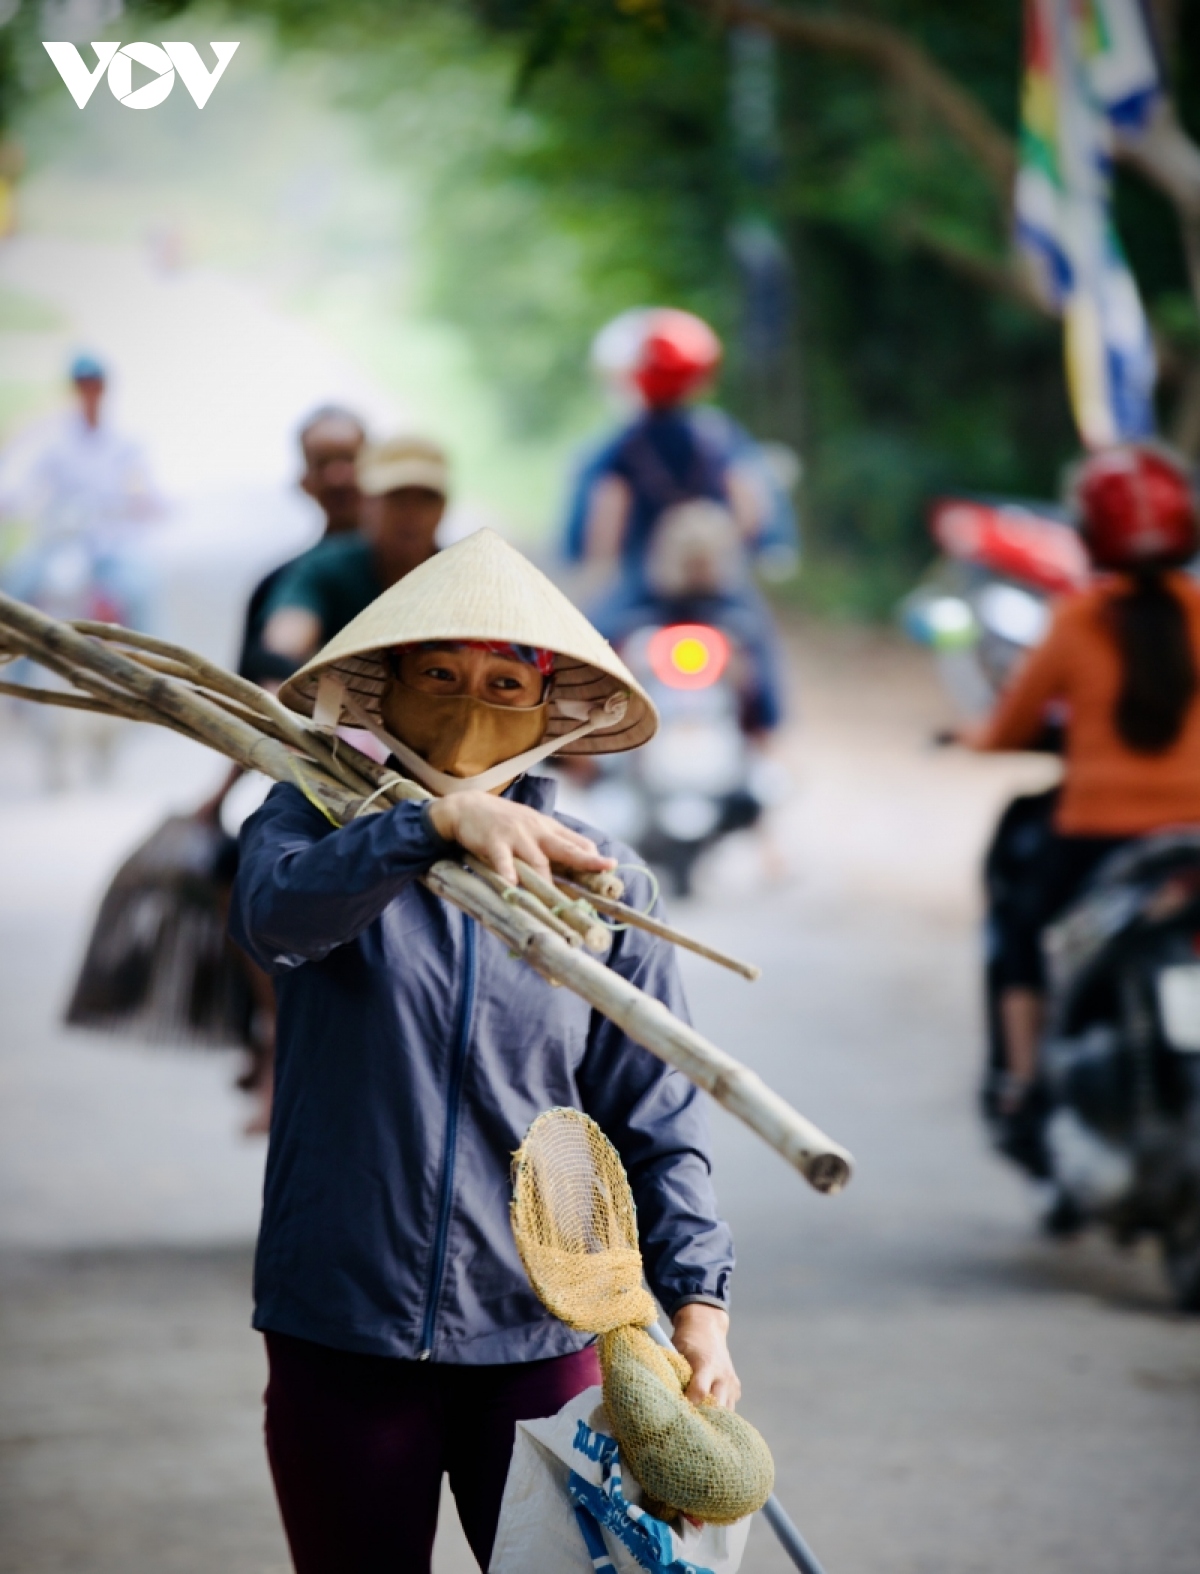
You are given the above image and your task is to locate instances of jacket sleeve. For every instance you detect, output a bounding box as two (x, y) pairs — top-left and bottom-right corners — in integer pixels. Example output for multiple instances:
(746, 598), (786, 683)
(576, 865), (735, 1317)
(230, 783), (455, 971)
(970, 604), (1071, 752)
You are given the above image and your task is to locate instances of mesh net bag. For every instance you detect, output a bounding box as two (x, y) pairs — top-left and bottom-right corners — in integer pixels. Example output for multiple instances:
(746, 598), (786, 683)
(511, 1108), (774, 1525)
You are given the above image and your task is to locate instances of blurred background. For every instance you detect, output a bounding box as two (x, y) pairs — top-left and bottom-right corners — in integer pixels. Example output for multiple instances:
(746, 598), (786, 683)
(1, 3), (1199, 1573)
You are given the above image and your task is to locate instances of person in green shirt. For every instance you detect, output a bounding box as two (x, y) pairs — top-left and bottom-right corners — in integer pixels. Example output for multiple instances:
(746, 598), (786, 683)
(260, 434), (449, 667)
(237, 406), (366, 686)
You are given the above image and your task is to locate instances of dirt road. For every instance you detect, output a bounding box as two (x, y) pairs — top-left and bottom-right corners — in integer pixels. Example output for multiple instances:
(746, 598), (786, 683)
(2, 624), (1198, 1574)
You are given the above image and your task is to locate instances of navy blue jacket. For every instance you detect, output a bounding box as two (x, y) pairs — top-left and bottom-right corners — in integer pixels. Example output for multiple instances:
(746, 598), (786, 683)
(231, 774), (733, 1364)
(559, 407), (800, 582)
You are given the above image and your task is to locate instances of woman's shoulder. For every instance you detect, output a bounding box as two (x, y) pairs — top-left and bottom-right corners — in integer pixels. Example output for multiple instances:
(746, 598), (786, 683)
(1070, 571), (1200, 611)
(1052, 577), (1136, 626)
(1035, 583), (1104, 639)
(240, 780), (331, 842)
(1167, 570), (1200, 606)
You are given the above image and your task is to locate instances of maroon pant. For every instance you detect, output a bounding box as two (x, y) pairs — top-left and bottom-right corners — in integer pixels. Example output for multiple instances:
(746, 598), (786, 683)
(263, 1331), (601, 1574)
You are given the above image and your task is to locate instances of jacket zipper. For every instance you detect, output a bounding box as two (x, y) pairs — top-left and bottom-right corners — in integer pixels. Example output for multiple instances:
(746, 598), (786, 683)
(418, 912), (477, 1359)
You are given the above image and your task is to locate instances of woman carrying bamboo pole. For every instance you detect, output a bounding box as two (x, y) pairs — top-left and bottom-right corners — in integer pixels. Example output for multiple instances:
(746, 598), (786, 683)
(231, 530), (740, 1574)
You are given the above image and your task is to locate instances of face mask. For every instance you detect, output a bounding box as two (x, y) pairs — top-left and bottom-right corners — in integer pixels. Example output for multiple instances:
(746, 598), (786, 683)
(379, 678), (548, 788)
(313, 672), (631, 799)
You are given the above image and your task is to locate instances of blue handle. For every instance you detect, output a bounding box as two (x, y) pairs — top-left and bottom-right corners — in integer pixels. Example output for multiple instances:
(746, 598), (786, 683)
(760, 1493), (829, 1574)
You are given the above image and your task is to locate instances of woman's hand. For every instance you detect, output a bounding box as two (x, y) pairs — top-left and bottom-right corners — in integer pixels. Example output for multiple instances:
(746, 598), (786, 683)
(671, 1303), (741, 1411)
(426, 791), (617, 886)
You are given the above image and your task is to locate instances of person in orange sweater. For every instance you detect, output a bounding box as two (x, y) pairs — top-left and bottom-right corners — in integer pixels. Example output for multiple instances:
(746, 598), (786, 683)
(961, 443), (1200, 1110)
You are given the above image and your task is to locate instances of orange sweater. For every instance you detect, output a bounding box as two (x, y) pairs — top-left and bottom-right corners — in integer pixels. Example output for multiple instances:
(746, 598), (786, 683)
(973, 574), (1200, 835)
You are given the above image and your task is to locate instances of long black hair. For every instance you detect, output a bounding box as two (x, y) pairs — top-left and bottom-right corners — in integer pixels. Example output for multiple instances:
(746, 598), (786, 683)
(1110, 571), (1198, 753)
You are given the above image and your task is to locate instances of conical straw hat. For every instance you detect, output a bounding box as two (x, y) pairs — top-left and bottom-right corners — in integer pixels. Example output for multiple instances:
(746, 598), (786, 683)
(279, 529), (657, 754)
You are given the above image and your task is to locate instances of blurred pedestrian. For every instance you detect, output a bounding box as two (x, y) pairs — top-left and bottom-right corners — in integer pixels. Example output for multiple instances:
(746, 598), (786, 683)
(259, 434), (448, 668)
(237, 406), (367, 688)
(201, 427), (448, 1133)
(198, 406), (366, 1133)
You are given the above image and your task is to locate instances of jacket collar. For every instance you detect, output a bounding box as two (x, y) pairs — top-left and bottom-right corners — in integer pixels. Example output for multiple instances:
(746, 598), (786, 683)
(506, 772), (557, 813)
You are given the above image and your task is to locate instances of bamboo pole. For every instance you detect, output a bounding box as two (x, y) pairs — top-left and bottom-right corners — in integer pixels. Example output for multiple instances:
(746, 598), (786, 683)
(77, 621), (308, 726)
(463, 855), (590, 951)
(0, 624), (200, 738)
(0, 677), (148, 721)
(0, 594), (355, 820)
(506, 860), (612, 953)
(0, 593), (854, 1193)
(72, 621), (377, 796)
(424, 862), (853, 1194)
(560, 866), (626, 902)
(3, 598), (745, 969)
(554, 875), (762, 981)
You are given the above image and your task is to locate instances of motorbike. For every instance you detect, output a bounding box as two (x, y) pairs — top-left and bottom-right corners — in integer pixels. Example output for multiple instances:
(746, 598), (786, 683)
(905, 495), (1200, 1310)
(900, 493), (1088, 712)
(557, 617), (766, 897)
(2, 535), (139, 788)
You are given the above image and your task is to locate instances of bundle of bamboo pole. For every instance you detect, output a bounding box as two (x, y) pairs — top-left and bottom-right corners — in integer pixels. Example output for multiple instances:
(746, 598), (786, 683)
(0, 589), (853, 1195)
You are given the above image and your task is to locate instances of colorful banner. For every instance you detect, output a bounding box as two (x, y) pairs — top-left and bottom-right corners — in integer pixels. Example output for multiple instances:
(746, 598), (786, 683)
(1015, 0), (1161, 448)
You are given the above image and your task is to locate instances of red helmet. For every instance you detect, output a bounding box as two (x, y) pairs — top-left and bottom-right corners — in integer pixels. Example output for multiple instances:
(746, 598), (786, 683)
(1075, 443), (1198, 571)
(631, 309), (722, 407)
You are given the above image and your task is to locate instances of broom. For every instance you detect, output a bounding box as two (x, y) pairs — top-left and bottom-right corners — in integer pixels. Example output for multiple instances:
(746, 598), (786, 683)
(0, 590), (853, 1196)
(63, 812), (252, 1049)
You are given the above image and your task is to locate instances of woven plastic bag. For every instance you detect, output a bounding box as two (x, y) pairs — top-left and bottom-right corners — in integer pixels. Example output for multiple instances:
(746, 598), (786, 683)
(490, 1383), (751, 1574)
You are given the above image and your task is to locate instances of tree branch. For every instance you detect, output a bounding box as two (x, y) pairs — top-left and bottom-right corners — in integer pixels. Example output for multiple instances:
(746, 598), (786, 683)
(682, 0), (1017, 199)
(898, 224), (1050, 317)
(1114, 102), (1200, 310)
(683, 0), (1200, 337)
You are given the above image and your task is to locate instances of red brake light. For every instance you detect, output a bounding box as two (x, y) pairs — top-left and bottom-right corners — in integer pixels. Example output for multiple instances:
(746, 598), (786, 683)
(646, 624), (730, 690)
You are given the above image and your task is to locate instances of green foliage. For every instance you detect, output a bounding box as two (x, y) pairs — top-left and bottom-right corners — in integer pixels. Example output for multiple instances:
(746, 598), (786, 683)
(454, 0), (1198, 612)
(419, 0), (1081, 610)
(6, 0), (1194, 614)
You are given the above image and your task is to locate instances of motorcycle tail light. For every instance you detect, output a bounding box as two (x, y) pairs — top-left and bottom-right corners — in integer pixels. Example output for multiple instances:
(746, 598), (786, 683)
(929, 498), (1089, 595)
(647, 624), (731, 690)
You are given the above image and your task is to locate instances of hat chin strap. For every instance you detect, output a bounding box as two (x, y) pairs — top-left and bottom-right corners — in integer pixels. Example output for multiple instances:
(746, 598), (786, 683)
(313, 675), (628, 797)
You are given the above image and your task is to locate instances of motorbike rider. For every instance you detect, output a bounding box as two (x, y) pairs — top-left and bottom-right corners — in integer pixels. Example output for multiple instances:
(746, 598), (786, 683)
(562, 307), (800, 585)
(956, 442), (1200, 1119)
(0, 353), (161, 628)
(231, 432), (448, 1129)
(562, 308), (790, 735)
(603, 496), (784, 740)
